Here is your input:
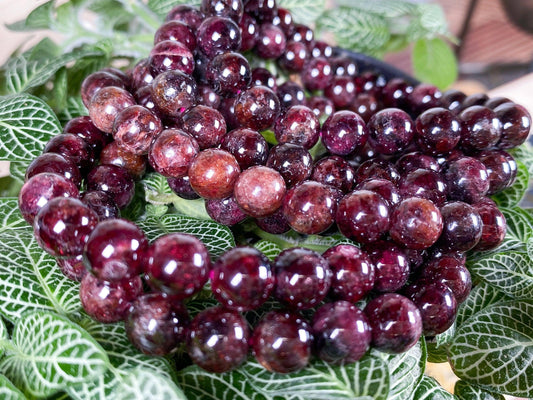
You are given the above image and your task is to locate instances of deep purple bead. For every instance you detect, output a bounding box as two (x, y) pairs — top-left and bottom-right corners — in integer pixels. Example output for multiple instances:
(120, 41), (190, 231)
(277, 81), (306, 110)
(63, 115), (111, 156)
(151, 70), (198, 118)
(307, 96), (335, 120)
(399, 169), (447, 207)
(206, 52), (251, 97)
(88, 86), (136, 134)
(99, 142), (147, 180)
(444, 156), (489, 203)
(312, 156), (355, 193)
(154, 20), (196, 51)
(56, 255), (87, 282)
(198, 84), (222, 108)
(112, 105), (163, 156)
(415, 107), (461, 155)
(330, 57), (358, 78)
(356, 178), (401, 208)
(81, 190), (120, 221)
(44, 133), (95, 173)
(495, 102), (532, 149)
(408, 83), (442, 115)
(274, 247), (332, 309)
(459, 106), (502, 151)
(272, 8), (294, 36)
(221, 127), (269, 169)
(80, 274), (143, 323)
(290, 23), (314, 46)
(381, 78), (414, 109)
(251, 67), (277, 91)
(86, 165), (135, 209)
(437, 201), (482, 252)
(322, 110), (368, 156)
(310, 40), (333, 58)
(266, 143), (313, 188)
(148, 128), (200, 178)
(144, 233), (211, 299)
(367, 108), (414, 155)
(239, 12), (258, 51)
(364, 240), (410, 292)
(348, 93), (379, 123)
(396, 152), (440, 175)
(149, 39), (195, 76)
(420, 256), (472, 303)
(34, 197), (99, 258)
(485, 96), (512, 110)
(255, 23), (286, 59)
(336, 190), (390, 244)
(201, 0), (243, 22)
(440, 89), (466, 114)
(197, 16), (241, 58)
(364, 293), (422, 354)
(182, 105), (227, 149)
(131, 58), (154, 91)
(324, 76), (357, 109)
(476, 149), (517, 194)
(19, 172), (79, 225)
(283, 181), (340, 235)
(218, 96), (241, 130)
(205, 196), (248, 225)
(472, 197), (507, 251)
(84, 219), (148, 282)
(312, 301), (371, 364)
(234, 85), (280, 131)
(80, 71), (127, 108)
(210, 246), (274, 310)
(244, 0), (277, 22)
(277, 41), (308, 72)
(323, 244), (375, 303)
(301, 57), (333, 91)
(355, 159), (401, 185)
(167, 175), (201, 200)
(255, 207), (291, 234)
(187, 306), (250, 372)
(24, 152), (81, 187)
(126, 293), (190, 355)
(274, 105), (319, 149)
(166, 5), (205, 30)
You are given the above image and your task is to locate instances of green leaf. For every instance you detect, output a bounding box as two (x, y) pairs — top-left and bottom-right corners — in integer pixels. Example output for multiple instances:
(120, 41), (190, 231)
(0, 318), (7, 359)
(426, 323), (455, 363)
(255, 229), (352, 253)
(449, 300), (533, 397)
(57, 96), (88, 126)
(466, 251), (533, 299)
(5, 0), (54, 31)
(137, 214), (235, 259)
(511, 142), (533, 175)
(0, 311), (109, 398)
(111, 367), (187, 400)
(412, 37), (457, 89)
(412, 375), (456, 399)
(333, 0), (417, 18)
(492, 160), (529, 207)
(454, 380), (505, 400)
(0, 374), (26, 400)
(9, 162), (28, 184)
(277, 0), (326, 25)
(178, 354), (390, 400)
(0, 199), (81, 322)
(3, 48), (104, 94)
(377, 339), (426, 400)
(0, 94), (61, 162)
(415, 3), (450, 37)
(501, 207), (533, 243)
(254, 240), (282, 261)
(455, 282), (511, 328)
(147, 0), (201, 17)
(317, 8), (390, 54)
(0, 177), (22, 198)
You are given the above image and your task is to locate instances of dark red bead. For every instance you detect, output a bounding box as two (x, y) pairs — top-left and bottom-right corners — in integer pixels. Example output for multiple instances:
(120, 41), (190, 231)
(86, 165), (135, 209)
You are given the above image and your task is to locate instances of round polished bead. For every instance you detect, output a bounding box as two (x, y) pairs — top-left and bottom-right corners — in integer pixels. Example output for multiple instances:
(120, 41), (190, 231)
(234, 85), (280, 131)
(81, 190), (120, 221)
(211, 246), (274, 311)
(149, 129), (199, 178)
(364, 240), (410, 293)
(86, 165), (135, 209)
(149, 39), (195, 76)
(84, 219), (148, 282)
(220, 128), (269, 170)
(322, 110), (368, 156)
(182, 105), (227, 149)
(151, 70), (198, 118)
(368, 108), (414, 155)
(437, 201), (483, 252)
(100, 141), (147, 179)
(274, 105), (319, 149)
(205, 196), (247, 226)
(113, 105), (162, 155)
(472, 197), (507, 251)
(88, 86), (136, 134)
(415, 107), (461, 155)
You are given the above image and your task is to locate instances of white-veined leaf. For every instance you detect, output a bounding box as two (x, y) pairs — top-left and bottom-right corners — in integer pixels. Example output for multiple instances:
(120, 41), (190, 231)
(455, 282), (511, 328)
(111, 367), (187, 400)
(137, 214), (235, 259)
(147, 0), (201, 17)
(316, 8), (389, 53)
(142, 172), (176, 205)
(374, 338), (426, 400)
(0, 318), (7, 360)
(454, 380), (505, 400)
(178, 355), (390, 400)
(426, 323), (456, 363)
(277, 0), (326, 25)
(0, 94), (60, 162)
(449, 300), (533, 397)
(57, 96), (88, 126)
(333, 0), (416, 18)
(511, 142), (533, 176)
(254, 240), (282, 261)
(0, 199), (81, 322)
(492, 161), (529, 208)
(412, 37), (457, 89)
(466, 251), (533, 299)
(501, 207), (533, 242)
(412, 375), (456, 399)
(0, 374), (26, 400)
(9, 161), (28, 184)
(0, 311), (109, 398)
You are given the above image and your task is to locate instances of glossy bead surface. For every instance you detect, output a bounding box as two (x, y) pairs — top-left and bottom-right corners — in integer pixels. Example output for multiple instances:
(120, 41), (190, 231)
(154, 20), (196, 50)
(282, 181), (340, 235)
(420, 256), (472, 303)
(312, 301), (371, 364)
(459, 106), (502, 151)
(144, 233), (211, 298)
(34, 197), (99, 257)
(368, 108), (414, 155)
(86, 165), (135, 209)
(396, 152), (440, 175)
(495, 102), (532, 148)
(126, 293), (190, 355)
(365, 240), (410, 293)
(277, 81), (305, 110)
(187, 306), (249, 372)
(390, 197), (443, 249)
(19, 172), (79, 224)
(312, 156), (355, 193)
(251, 67), (277, 90)
(88, 86), (136, 134)
(57, 255), (87, 282)
(63, 115), (111, 155)
(323, 244), (375, 303)
(206, 52), (251, 97)
(81, 190), (120, 221)
(445, 156), (489, 203)
(477, 150), (517, 194)
(201, 0), (243, 22)
(408, 83), (442, 115)
(211, 246), (274, 311)
(437, 201), (482, 252)
(113, 105), (162, 155)
(415, 107), (461, 155)
(239, 12), (258, 51)
(189, 149), (241, 199)
(266, 143), (312, 188)
(364, 293), (422, 354)
(255, 23), (286, 59)
(322, 110), (368, 156)
(205, 196), (247, 225)
(274, 105), (319, 149)
(80, 274), (142, 323)
(197, 16), (241, 58)
(166, 4), (205, 30)
(234, 85), (280, 131)
(336, 190), (390, 244)
(274, 247), (332, 309)
(251, 311), (312, 373)
(301, 57), (332, 91)
(149, 129), (199, 178)
(149, 39), (194, 75)
(440, 89), (466, 114)
(355, 159), (401, 185)
(151, 70), (198, 118)
(278, 40), (308, 72)
(84, 219), (148, 282)
(399, 169), (447, 207)
(44, 133), (95, 173)
(100, 141), (147, 179)
(234, 166), (286, 218)
(472, 197), (507, 251)
(324, 76), (357, 109)
(356, 178), (401, 208)
(182, 105), (227, 149)
(220, 127), (268, 169)
(168, 175), (200, 200)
